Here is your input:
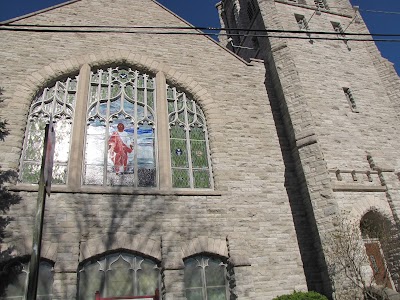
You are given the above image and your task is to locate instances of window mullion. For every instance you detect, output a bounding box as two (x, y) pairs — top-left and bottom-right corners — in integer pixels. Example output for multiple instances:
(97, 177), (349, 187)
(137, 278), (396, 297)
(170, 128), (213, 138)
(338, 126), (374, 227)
(156, 71), (172, 189)
(68, 64), (90, 189)
(184, 94), (194, 188)
(134, 73), (139, 187)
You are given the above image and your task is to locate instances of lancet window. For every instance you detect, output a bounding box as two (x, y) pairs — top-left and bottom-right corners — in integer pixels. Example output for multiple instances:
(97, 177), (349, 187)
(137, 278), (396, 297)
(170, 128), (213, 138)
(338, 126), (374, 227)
(184, 256), (228, 300)
(167, 86), (212, 189)
(2, 260), (54, 299)
(19, 77), (77, 184)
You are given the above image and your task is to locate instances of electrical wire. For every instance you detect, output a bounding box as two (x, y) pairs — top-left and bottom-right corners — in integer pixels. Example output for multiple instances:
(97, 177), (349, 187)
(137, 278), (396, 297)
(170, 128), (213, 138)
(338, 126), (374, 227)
(2, 24), (400, 38)
(1, 26), (399, 43)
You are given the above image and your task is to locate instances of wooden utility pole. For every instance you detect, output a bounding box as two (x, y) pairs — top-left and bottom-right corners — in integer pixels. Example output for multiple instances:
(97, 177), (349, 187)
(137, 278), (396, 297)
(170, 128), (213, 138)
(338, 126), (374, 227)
(26, 121), (55, 300)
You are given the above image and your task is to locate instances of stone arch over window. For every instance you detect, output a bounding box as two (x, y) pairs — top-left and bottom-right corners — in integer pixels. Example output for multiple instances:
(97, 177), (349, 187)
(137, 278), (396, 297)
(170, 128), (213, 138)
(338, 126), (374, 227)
(181, 237), (229, 260)
(360, 210), (398, 290)
(78, 250), (161, 299)
(0, 256), (54, 299)
(79, 233), (162, 262)
(15, 52), (215, 192)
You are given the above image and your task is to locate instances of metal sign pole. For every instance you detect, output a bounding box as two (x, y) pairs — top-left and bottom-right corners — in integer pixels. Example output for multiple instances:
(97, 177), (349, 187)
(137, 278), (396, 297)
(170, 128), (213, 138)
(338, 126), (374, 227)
(26, 121), (55, 300)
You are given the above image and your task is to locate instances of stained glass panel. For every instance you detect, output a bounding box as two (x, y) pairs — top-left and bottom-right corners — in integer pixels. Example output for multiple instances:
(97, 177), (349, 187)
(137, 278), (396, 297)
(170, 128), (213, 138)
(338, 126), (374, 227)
(20, 77), (77, 184)
(191, 141), (208, 168)
(170, 139), (188, 168)
(168, 85), (212, 189)
(172, 169), (190, 188)
(193, 170), (210, 189)
(84, 67), (157, 187)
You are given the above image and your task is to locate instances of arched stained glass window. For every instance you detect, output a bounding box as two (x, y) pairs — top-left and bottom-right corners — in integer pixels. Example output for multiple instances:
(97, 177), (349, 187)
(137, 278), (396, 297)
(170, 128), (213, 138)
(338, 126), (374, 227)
(78, 252), (160, 299)
(184, 256), (227, 300)
(167, 86), (212, 189)
(20, 77), (78, 184)
(1, 260), (54, 299)
(84, 67), (156, 187)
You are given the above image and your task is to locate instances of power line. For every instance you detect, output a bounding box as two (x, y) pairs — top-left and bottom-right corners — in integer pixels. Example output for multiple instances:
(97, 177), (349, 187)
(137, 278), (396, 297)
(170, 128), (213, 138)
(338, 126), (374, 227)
(1, 25), (399, 43)
(2, 24), (400, 38)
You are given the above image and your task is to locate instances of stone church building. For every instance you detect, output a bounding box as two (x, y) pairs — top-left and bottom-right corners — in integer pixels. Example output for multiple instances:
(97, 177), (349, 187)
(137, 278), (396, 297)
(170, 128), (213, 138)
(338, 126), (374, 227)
(0, 0), (400, 299)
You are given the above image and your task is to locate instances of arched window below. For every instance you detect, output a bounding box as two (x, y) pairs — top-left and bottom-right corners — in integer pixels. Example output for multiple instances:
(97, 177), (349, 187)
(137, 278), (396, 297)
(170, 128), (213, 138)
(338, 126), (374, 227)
(78, 252), (160, 299)
(184, 256), (228, 300)
(0, 259), (54, 299)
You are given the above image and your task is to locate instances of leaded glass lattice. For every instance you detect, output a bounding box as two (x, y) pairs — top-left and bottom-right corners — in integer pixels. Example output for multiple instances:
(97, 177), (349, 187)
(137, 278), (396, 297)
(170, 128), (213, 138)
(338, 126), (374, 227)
(84, 67), (156, 187)
(184, 256), (227, 300)
(78, 253), (160, 299)
(20, 77), (78, 184)
(167, 86), (212, 189)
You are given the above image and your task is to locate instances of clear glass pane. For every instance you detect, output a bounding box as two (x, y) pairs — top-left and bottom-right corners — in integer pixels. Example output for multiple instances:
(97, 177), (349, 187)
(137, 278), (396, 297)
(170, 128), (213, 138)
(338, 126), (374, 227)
(25, 120), (46, 161)
(207, 287), (227, 300)
(54, 120), (71, 163)
(205, 259), (225, 287)
(106, 257), (133, 297)
(37, 262), (54, 297)
(20, 162), (41, 183)
(172, 169), (190, 188)
(84, 165), (104, 185)
(186, 288), (203, 300)
(184, 259), (202, 288)
(52, 165), (67, 184)
(137, 261), (158, 295)
(78, 262), (104, 300)
(3, 262), (27, 297)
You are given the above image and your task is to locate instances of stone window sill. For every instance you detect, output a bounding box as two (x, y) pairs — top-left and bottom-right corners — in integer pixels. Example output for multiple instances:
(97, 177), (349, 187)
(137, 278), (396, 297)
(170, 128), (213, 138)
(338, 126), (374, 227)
(9, 184), (222, 196)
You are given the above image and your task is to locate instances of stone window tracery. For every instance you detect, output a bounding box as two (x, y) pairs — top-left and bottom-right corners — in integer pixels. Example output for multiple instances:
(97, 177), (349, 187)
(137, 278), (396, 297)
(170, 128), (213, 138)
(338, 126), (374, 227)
(78, 252), (160, 299)
(20, 76), (77, 184)
(1, 260), (54, 299)
(19, 65), (213, 191)
(167, 86), (212, 189)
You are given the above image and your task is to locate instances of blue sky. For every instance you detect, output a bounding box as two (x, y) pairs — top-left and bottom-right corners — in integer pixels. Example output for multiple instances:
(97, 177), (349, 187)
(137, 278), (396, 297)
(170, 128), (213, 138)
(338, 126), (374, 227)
(0, 0), (399, 74)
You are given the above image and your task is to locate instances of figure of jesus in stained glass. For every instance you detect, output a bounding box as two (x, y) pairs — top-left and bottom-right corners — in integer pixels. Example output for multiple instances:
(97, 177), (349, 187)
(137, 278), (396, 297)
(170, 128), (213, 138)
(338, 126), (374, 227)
(108, 122), (133, 175)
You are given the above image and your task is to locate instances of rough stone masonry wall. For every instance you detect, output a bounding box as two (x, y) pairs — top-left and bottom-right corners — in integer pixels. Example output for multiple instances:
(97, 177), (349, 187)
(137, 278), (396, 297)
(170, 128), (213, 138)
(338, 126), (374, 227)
(0, 0), (311, 299)
(270, 0), (400, 292)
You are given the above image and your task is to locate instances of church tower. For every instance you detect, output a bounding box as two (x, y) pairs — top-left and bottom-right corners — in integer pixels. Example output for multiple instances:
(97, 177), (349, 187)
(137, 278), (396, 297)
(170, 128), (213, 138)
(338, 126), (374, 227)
(217, 0), (400, 297)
